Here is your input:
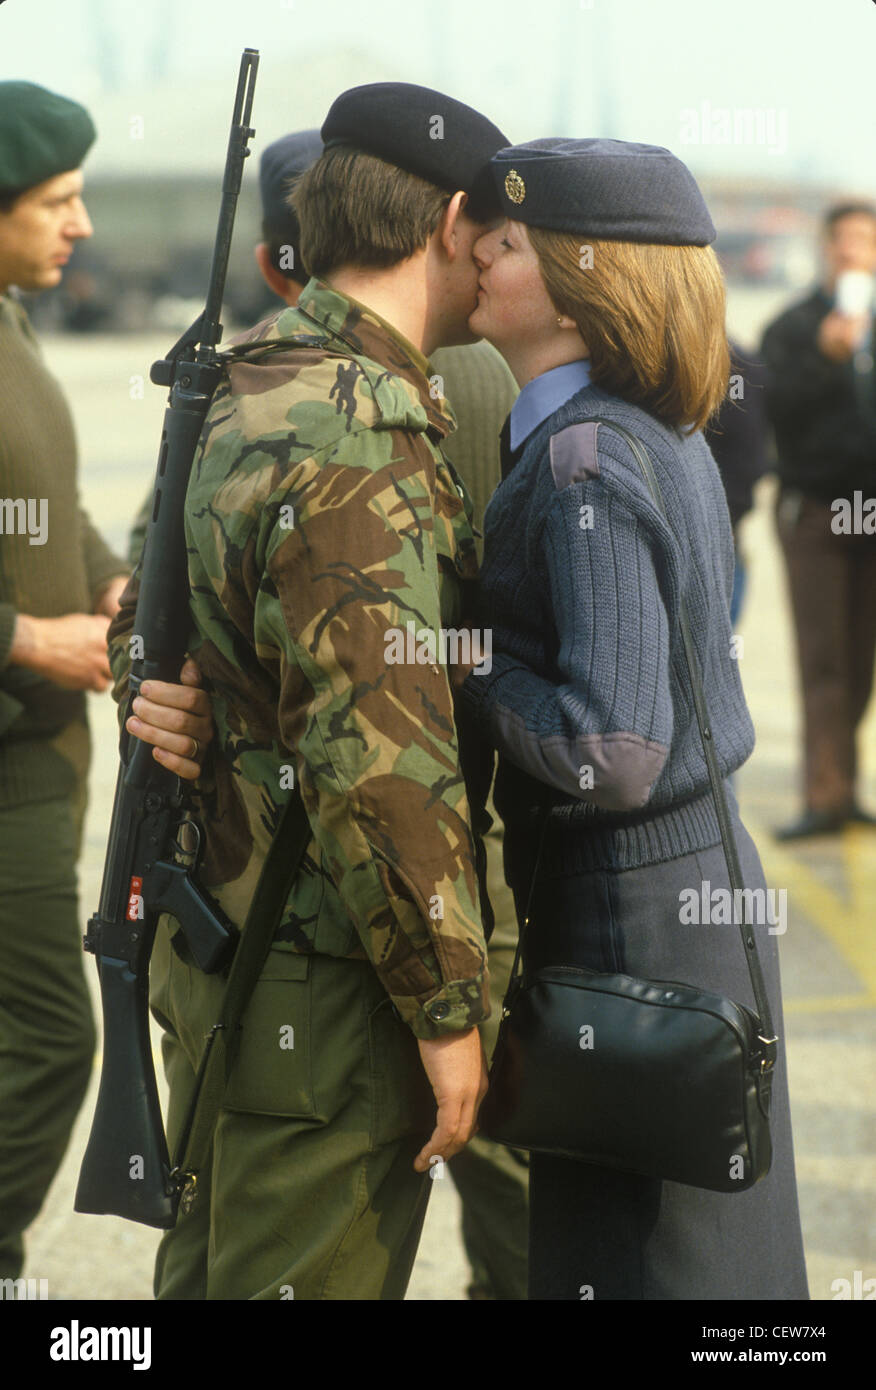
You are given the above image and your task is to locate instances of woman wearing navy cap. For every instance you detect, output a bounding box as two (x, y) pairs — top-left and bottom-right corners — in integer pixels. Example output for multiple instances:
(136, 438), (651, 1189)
(455, 138), (809, 1300)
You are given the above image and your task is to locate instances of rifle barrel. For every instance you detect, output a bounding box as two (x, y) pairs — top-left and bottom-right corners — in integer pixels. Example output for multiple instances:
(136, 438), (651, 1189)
(201, 49), (259, 350)
(75, 48), (259, 1228)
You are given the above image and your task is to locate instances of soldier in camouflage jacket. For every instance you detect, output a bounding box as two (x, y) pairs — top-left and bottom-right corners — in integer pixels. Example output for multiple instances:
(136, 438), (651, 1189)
(111, 281), (492, 1035)
(109, 83), (509, 1299)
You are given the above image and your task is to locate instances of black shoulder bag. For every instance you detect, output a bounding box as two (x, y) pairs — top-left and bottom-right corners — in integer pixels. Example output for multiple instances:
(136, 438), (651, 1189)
(479, 419), (778, 1193)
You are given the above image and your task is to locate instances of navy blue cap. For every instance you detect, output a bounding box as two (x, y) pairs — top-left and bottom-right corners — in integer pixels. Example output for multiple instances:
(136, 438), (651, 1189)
(259, 129), (322, 232)
(258, 129), (323, 281)
(321, 83), (508, 218)
(491, 138), (716, 246)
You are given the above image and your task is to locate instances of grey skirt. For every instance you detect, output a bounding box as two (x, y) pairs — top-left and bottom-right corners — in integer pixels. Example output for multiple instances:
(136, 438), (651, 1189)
(502, 798), (810, 1302)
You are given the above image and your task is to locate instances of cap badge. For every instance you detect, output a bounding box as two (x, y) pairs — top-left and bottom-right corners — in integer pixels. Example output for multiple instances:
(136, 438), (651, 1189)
(504, 169), (526, 205)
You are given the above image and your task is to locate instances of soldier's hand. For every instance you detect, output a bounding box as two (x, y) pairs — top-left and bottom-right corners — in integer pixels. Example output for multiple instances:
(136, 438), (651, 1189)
(413, 1026), (489, 1173)
(93, 573), (131, 620)
(9, 611), (112, 691)
(125, 657), (214, 780)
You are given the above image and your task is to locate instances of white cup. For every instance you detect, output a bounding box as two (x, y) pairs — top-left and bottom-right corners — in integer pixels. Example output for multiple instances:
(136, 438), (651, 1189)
(835, 269), (875, 316)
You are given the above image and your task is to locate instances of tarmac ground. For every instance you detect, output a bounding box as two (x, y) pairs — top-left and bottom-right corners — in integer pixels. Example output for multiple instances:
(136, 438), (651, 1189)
(19, 316), (876, 1302)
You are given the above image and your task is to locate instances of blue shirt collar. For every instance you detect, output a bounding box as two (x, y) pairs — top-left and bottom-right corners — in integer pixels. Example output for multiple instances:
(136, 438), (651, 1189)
(509, 359), (592, 450)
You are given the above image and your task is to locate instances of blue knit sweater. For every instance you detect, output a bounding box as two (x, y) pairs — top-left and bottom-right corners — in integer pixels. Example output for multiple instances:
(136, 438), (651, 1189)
(459, 383), (756, 871)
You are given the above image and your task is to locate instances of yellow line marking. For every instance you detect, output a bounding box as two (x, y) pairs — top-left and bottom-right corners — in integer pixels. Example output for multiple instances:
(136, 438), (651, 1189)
(747, 816), (876, 998)
(793, 1155), (876, 1192)
(783, 994), (876, 1015)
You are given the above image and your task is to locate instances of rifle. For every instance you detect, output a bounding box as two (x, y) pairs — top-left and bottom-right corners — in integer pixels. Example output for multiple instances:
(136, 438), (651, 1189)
(74, 49), (259, 1230)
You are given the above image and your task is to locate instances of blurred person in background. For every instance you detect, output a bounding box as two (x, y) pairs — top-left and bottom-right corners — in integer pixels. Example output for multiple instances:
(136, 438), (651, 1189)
(0, 81), (210, 1281)
(704, 339), (769, 628)
(761, 202), (876, 840)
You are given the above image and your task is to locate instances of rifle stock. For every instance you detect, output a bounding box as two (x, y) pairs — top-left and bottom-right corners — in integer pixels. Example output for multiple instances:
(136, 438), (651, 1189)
(75, 954), (172, 1227)
(74, 49), (259, 1229)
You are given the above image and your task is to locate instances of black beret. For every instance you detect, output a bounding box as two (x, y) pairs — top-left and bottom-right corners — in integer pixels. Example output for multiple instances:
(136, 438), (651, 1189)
(321, 83), (508, 218)
(491, 138), (716, 246)
(0, 81), (95, 194)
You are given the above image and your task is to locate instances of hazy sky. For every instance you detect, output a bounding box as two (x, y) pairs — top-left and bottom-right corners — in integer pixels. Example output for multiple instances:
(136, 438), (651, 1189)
(1, 0), (874, 190)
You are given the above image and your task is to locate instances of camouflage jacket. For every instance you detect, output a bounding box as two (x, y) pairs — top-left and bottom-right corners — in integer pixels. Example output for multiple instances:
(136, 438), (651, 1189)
(109, 279), (492, 1039)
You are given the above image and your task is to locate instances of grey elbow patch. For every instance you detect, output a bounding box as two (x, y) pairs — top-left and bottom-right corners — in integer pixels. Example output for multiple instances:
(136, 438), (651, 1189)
(493, 707), (668, 811)
(549, 421), (600, 490)
(574, 732), (669, 810)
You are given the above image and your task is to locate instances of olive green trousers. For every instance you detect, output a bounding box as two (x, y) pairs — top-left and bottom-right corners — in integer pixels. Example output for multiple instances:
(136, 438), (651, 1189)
(0, 796), (95, 1279)
(446, 819), (529, 1300)
(151, 818), (528, 1301)
(151, 921), (437, 1300)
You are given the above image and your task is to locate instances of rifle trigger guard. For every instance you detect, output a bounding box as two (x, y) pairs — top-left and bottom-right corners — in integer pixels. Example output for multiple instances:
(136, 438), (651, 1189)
(174, 817), (201, 861)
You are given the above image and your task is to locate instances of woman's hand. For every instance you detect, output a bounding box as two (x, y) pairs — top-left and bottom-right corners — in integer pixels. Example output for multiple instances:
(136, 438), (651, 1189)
(93, 574), (131, 620)
(125, 657), (214, 780)
(449, 656), (478, 694)
(448, 627), (491, 693)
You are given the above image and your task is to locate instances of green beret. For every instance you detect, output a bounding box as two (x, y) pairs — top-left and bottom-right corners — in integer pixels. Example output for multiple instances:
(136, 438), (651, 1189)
(0, 81), (96, 194)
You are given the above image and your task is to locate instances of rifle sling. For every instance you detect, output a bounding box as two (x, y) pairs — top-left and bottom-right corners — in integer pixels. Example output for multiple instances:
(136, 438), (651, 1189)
(584, 418), (777, 1044)
(171, 787), (312, 1211)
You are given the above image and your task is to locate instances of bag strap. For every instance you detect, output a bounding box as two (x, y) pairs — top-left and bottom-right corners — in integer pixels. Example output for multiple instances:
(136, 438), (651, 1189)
(508, 418), (777, 1067)
(170, 786), (313, 1211)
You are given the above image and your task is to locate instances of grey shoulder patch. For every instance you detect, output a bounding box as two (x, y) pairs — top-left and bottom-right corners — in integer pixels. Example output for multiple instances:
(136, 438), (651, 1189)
(549, 421), (600, 490)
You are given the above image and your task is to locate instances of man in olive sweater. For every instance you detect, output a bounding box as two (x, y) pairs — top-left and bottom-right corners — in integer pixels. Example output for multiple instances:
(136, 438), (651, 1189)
(0, 82), (212, 1280)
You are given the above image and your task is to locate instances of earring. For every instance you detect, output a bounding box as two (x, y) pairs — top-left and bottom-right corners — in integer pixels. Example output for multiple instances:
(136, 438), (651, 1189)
(556, 316), (564, 326)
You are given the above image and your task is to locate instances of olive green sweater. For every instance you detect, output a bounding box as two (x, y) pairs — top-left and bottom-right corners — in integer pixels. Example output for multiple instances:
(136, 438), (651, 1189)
(432, 340), (518, 562)
(0, 294), (127, 809)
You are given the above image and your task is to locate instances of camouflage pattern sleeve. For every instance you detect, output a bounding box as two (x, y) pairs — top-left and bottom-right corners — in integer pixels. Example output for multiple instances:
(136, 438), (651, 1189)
(107, 483), (151, 684)
(251, 424), (490, 1040)
(107, 570), (138, 718)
